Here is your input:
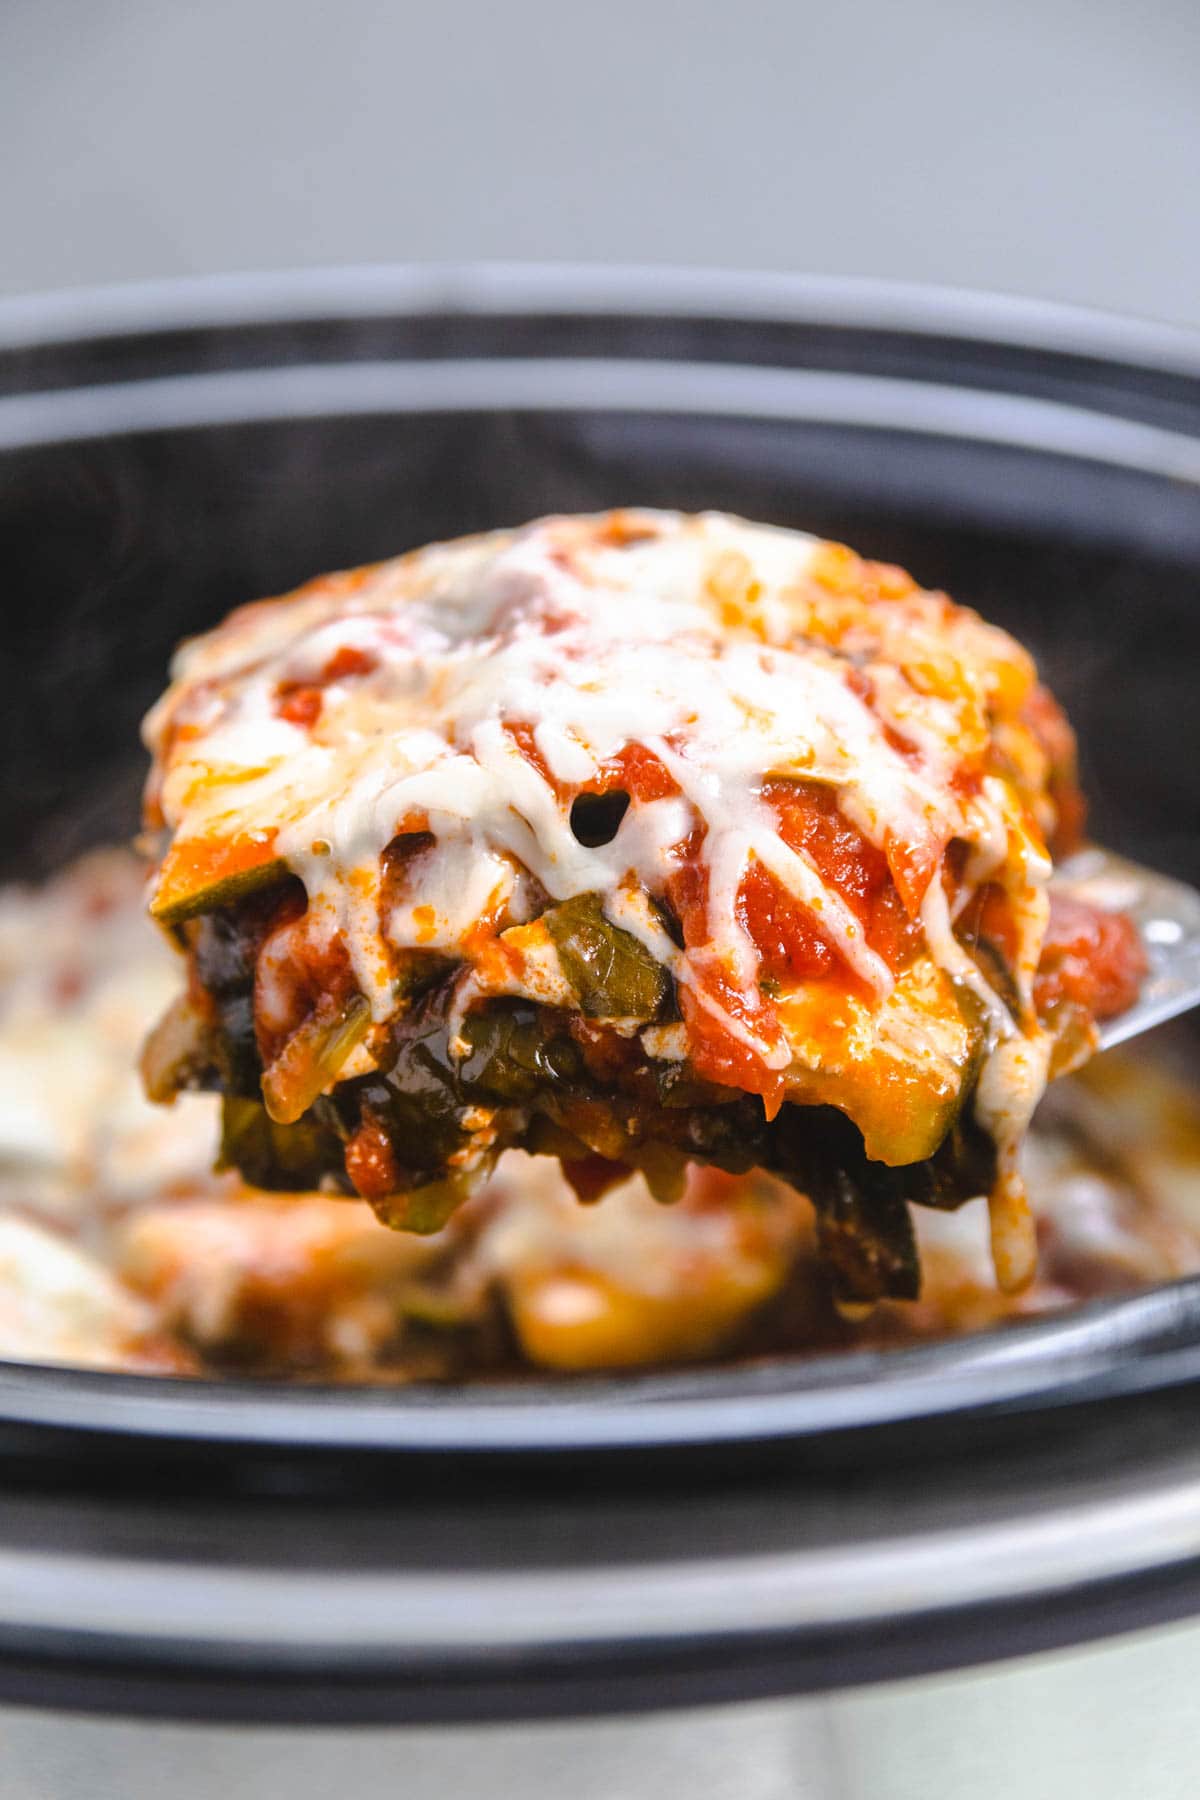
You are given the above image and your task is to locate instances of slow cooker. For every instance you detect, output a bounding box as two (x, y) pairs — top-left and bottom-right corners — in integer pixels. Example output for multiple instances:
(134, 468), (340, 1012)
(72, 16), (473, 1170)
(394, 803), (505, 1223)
(0, 267), (1198, 1800)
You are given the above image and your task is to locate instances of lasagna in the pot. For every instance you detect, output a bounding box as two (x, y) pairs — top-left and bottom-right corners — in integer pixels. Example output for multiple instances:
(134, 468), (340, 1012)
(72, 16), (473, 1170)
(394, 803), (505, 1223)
(141, 511), (1144, 1303)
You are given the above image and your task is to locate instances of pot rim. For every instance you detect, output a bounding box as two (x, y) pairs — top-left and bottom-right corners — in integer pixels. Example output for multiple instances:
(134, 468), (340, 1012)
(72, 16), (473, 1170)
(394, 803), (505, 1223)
(1, 260), (1199, 374)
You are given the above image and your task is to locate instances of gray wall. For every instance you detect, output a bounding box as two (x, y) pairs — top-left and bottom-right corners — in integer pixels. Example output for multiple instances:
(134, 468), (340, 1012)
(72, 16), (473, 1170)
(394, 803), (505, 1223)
(3, 0), (1198, 322)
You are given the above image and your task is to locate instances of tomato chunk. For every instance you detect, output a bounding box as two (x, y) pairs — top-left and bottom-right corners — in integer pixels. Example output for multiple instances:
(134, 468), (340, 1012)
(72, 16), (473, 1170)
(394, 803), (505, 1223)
(738, 861), (836, 982)
(345, 1114), (400, 1200)
(760, 781), (922, 973)
(678, 967), (787, 1118)
(1035, 894), (1146, 1022)
(277, 685), (323, 728)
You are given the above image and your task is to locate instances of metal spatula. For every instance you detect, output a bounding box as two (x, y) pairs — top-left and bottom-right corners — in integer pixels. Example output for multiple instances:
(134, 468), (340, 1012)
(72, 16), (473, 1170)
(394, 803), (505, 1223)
(1051, 849), (1200, 1050)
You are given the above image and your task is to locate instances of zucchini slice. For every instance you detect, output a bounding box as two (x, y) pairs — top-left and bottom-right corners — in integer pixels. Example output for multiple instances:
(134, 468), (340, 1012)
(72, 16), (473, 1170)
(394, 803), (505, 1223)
(150, 837), (288, 925)
(776, 957), (985, 1167)
(543, 892), (669, 1020)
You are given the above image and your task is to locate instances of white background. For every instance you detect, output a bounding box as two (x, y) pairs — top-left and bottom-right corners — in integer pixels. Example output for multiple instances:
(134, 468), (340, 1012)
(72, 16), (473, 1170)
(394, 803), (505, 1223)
(3, 0), (1197, 321)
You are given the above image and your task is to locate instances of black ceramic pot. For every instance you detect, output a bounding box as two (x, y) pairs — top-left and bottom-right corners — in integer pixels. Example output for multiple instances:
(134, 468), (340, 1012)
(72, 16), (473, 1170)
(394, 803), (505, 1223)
(0, 269), (1198, 1796)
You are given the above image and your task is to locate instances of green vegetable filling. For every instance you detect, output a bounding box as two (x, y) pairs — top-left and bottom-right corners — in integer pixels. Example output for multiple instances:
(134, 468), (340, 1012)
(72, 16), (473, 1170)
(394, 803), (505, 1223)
(543, 892), (670, 1020)
(151, 885), (999, 1304)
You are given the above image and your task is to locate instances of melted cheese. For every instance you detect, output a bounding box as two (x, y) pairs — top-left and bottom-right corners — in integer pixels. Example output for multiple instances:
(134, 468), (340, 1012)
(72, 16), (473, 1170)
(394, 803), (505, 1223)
(146, 510), (1057, 1214)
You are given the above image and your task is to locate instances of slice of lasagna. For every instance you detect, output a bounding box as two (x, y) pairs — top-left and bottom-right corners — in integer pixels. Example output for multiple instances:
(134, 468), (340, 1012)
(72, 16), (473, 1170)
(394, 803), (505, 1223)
(140, 511), (1144, 1303)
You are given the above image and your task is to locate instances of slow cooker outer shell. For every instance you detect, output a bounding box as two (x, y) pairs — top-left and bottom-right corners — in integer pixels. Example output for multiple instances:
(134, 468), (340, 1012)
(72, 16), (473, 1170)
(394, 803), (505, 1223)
(0, 267), (1199, 1718)
(5, 1376), (1200, 1724)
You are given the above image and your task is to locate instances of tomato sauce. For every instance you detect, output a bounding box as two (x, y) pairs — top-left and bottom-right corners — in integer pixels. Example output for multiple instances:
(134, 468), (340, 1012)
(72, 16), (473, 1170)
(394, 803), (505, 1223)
(763, 779), (924, 971)
(678, 970), (788, 1117)
(660, 784), (932, 1109)
(581, 743), (680, 804)
(276, 685), (323, 728)
(345, 1114), (400, 1200)
(274, 643), (379, 730)
(252, 895), (355, 1066)
(1035, 895), (1147, 1021)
